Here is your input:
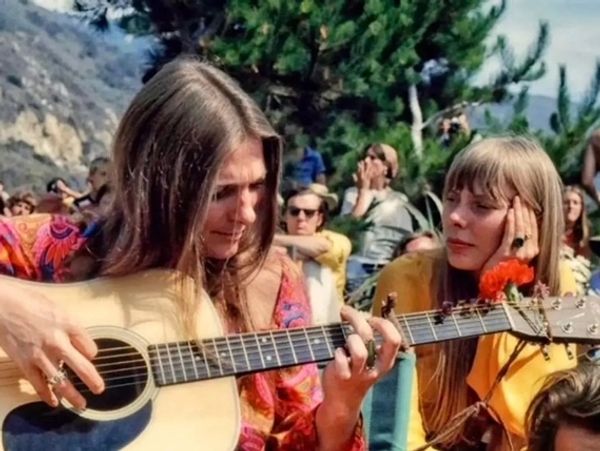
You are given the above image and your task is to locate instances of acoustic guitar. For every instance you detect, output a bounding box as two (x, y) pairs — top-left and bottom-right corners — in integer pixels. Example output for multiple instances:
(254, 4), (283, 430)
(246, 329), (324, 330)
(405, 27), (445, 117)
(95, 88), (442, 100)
(0, 270), (599, 450)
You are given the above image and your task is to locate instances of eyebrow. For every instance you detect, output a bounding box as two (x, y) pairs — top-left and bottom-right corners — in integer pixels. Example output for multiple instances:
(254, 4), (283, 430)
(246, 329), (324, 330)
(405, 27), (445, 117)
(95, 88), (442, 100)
(215, 174), (267, 189)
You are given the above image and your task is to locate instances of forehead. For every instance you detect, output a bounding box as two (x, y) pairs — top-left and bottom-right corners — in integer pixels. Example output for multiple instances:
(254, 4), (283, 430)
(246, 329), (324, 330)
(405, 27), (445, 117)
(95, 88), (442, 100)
(287, 192), (321, 208)
(216, 137), (266, 185)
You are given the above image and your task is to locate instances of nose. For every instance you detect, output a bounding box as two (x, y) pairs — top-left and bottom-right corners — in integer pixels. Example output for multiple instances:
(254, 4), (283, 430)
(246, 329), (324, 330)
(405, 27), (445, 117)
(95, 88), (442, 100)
(447, 204), (468, 228)
(235, 188), (257, 226)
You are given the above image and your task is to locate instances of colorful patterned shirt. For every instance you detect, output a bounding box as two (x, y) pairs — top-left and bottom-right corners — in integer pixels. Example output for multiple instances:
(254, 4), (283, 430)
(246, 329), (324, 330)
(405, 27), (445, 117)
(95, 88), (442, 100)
(0, 214), (365, 450)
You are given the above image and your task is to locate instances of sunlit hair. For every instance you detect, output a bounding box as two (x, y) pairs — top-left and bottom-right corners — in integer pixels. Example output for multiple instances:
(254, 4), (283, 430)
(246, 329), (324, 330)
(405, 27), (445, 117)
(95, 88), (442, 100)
(423, 136), (565, 446)
(563, 185), (590, 256)
(526, 362), (600, 451)
(85, 57), (282, 333)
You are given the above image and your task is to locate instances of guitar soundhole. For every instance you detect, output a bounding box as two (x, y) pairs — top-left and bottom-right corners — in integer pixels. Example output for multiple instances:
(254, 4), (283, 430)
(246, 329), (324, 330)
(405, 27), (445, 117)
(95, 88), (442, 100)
(68, 338), (149, 412)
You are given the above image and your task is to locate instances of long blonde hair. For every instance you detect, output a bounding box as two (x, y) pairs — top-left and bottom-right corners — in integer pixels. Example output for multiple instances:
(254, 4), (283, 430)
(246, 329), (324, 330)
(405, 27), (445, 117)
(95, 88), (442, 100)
(424, 136), (564, 446)
(85, 57), (282, 333)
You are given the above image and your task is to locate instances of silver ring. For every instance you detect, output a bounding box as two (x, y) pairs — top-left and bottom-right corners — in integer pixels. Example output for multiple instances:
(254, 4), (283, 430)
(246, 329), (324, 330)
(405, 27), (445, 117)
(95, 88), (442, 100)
(47, 368), (68, 387)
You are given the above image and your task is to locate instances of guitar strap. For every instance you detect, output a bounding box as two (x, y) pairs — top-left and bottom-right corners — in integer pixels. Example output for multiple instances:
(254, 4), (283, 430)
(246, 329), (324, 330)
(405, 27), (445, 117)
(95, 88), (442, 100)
(414, 339), (528, 451)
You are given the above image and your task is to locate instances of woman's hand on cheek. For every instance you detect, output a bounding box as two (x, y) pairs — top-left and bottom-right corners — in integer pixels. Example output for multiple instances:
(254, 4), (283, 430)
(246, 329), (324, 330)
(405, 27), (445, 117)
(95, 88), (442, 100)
(482, 195), (539, 274)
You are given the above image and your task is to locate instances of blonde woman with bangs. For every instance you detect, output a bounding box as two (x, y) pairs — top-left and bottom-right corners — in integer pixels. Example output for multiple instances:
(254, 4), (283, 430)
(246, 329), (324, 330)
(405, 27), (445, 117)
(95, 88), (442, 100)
(373, 136), (578, 450)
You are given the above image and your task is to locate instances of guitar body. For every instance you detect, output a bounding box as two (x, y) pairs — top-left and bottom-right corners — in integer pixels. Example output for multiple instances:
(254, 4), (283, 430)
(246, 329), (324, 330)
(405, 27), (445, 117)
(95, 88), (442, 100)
(0, 271), (240, 451)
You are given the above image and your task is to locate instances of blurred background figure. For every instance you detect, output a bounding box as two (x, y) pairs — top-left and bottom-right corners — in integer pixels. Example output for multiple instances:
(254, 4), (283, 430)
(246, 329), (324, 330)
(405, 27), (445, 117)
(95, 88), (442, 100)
(562, 185), (592, 295)
(342, 143), (413, 295)
(392, 230), (440, 259)
(291, 144), (327, 186)
(277, 183), (350, 324)
(73, 157), (113, 211)
(5, 190), (37, 217)
(563, 185), (591, 258)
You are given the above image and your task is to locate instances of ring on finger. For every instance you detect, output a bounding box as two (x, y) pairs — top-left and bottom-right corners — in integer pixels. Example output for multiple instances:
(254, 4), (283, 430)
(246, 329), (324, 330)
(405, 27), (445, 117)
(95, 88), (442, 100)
(512, 235), (528, 249)
(46, 368), (68, 388)
(365, 339), (377, 370)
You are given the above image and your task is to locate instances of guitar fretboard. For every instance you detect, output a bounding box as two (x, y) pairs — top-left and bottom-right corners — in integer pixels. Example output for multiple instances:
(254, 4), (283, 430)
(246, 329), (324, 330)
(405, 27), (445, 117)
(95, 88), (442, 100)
(148, 304), (512, 387)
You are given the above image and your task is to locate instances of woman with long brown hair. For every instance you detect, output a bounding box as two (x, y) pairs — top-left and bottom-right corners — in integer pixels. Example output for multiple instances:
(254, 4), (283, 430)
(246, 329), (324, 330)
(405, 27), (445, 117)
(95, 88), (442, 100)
(373, 137), (578, 449)
(0, 57), (401, 449)
(562, 185), (591, 259)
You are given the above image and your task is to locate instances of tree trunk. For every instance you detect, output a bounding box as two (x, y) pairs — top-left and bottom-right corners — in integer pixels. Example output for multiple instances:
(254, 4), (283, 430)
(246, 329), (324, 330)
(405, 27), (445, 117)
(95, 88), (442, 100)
(409, 84), (424, 158)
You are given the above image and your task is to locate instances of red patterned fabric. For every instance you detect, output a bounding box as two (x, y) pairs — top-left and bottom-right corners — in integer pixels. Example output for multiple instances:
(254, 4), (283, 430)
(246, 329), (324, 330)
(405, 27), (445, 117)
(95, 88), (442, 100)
(0, 214), (366, 450)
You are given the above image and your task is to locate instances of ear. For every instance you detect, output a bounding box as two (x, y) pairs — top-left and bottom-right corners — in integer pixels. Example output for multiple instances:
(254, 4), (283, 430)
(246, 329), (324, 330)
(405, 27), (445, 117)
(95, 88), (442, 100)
(316, 212), (324, 229)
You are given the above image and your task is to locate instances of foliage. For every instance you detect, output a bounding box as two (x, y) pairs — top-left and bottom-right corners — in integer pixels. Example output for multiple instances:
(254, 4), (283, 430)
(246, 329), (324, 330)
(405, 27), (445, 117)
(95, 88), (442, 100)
(73, 0), (549, 201)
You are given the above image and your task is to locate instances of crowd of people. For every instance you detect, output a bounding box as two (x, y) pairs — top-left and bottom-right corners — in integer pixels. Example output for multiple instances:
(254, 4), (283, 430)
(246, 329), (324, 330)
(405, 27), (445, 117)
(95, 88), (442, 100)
(0, 56), (599, 450)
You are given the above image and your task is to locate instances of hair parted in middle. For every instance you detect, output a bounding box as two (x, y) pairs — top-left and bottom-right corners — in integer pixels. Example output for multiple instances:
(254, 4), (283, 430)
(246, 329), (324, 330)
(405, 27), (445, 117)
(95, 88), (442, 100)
(84, 56), (282, 333)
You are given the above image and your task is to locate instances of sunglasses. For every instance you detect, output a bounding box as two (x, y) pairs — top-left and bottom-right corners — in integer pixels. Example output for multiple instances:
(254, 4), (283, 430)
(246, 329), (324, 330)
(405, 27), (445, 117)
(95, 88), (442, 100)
(287, 206), (318, 218)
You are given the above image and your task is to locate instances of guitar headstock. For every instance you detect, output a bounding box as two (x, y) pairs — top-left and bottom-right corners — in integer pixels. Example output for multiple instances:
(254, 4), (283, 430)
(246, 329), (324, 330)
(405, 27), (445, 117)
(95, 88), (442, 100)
(505, 294), (600, 344)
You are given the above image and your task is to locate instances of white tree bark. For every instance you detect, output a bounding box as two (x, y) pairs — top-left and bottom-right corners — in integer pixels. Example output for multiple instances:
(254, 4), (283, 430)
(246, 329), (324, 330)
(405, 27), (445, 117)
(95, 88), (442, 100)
(408, 84), (424, 158)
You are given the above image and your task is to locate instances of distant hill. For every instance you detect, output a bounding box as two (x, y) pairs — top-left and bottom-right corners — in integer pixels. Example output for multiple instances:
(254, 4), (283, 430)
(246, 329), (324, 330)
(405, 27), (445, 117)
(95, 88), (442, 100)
(469, 94), (567, 134)
(0, 0), (141, 191)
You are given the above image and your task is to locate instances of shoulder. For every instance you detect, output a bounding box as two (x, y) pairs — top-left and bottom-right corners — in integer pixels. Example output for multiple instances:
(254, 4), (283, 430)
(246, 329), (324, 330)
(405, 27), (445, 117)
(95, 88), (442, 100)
(373, 250), (441, 315)
(379, 249), (439, 283)
(319, 229), (351, 248)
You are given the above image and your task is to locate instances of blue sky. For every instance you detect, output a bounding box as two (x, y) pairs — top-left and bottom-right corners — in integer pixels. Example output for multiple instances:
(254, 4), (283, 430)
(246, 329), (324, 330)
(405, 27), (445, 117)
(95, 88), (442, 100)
(37, 0), (600, 100)
(479, 0), (600, 100)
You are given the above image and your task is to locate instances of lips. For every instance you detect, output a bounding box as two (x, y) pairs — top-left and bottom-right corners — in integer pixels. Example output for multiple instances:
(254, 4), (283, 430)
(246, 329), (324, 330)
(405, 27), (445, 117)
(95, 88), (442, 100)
(215, 231), (244, 240)
(446, 238), (474, 252)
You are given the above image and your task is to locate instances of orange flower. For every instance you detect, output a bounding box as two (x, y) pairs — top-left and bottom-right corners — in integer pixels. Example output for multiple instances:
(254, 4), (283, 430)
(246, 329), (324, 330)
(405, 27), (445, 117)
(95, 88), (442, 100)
(478, 259), (535, 301)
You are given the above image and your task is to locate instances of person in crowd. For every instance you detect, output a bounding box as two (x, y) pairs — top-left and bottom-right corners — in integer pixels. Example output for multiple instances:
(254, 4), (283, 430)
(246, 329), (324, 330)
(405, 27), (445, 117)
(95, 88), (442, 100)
(36, 177), (79, 215)
(291, 145), (327, 185)
(73, 157), (112, 211)
(5, 190), (37, 216)
(526, 362), (600, 451)
(0, 180), (10, 204)
(392, 230), (440, 259)
(581, 129), (600, 207)
(373, 136), (578, 449)
(0, 57), (401, 449)
(276, 183), (351, 324)
(562, 185), (592, 295)
(341, 143), (413, 266)
(563, 185), (591, 259)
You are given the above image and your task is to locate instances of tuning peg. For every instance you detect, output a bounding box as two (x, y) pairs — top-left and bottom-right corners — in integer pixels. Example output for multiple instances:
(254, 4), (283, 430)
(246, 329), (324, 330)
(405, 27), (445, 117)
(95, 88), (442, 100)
(588, 323), (599, 335)
(540, 344), (550, 361)
(564, 344), (574, 360)
(576, 298), (586, 309)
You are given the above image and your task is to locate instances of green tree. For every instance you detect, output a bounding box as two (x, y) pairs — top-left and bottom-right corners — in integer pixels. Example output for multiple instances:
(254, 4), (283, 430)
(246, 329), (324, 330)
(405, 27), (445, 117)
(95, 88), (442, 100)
(75, 0), (549, 197)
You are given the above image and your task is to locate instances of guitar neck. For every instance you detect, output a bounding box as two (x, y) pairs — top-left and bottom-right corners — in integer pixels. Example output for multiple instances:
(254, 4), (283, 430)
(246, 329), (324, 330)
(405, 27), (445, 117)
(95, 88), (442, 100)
(149, 303), (512, 387)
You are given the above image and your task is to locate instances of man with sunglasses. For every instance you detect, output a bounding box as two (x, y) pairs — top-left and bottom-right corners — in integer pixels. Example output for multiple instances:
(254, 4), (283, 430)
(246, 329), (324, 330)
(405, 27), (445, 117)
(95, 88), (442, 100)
(275, 184), (351, 323)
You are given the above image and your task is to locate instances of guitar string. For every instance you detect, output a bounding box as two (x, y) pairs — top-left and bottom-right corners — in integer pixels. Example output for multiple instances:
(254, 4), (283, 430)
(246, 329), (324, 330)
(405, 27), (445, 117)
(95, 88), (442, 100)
(0, 310), (522, 382)
(0, 316), (515, 388)
(0, 299), (538, 363)
(0, 312), (512, 375)
(0, 314), (514, 389)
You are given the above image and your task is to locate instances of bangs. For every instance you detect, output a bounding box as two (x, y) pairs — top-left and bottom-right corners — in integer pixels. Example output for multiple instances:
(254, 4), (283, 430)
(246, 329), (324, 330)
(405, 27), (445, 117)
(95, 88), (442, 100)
(444, 146), (516, 204)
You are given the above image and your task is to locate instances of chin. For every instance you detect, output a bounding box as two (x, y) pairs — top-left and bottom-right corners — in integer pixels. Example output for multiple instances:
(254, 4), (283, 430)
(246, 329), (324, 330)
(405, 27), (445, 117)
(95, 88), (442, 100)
(447, 254), (480, 272)
(206, 243), (240, 260)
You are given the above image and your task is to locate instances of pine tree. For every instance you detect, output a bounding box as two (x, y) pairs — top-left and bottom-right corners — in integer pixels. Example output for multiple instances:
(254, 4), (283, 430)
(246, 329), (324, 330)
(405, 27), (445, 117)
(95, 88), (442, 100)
(74, 0), (549, 195)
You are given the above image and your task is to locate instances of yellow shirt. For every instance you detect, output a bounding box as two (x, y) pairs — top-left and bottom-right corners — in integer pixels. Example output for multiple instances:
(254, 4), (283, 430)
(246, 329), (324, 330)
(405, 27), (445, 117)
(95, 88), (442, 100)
(314, 229), (352, 301)
(372, 251), (577, 450)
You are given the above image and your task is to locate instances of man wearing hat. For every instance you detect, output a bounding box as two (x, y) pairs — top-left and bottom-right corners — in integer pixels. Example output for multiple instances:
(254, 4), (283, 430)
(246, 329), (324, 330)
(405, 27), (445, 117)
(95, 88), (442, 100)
(275, 184), (351, 319)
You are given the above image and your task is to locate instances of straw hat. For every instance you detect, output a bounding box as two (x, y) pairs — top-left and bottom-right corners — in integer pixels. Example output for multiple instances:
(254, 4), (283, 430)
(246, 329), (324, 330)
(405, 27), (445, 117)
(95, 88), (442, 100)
(305, 183), (338, 211)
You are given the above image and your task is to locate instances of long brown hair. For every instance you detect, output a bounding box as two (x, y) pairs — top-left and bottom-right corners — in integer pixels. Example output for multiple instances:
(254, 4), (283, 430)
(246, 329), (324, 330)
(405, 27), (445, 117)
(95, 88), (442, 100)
(424, 136), (564, 446)
(84, 57), (282, 333)
(563, 185), (590, 256)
